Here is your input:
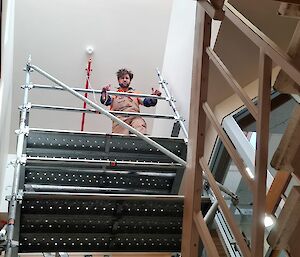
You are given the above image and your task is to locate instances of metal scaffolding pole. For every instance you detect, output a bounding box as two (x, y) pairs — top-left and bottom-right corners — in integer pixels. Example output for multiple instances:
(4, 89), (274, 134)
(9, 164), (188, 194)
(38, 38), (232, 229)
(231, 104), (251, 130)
(29, 103), (176, 119)
(156, 68), (189, 141)
(29, 64), (187, 166)
(30, 84), (167, 100)
(5, 61), (31, 257)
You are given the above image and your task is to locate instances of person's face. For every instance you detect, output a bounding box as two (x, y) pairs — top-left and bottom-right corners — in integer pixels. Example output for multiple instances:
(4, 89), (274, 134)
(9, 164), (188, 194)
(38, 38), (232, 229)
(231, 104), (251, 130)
(118, 74), (131, 88)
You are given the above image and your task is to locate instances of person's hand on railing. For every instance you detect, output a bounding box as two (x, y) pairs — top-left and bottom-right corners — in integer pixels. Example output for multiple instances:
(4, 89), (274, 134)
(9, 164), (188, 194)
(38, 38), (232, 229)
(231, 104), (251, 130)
(101, 84), (111, 103)
(151, 88), (162, 96)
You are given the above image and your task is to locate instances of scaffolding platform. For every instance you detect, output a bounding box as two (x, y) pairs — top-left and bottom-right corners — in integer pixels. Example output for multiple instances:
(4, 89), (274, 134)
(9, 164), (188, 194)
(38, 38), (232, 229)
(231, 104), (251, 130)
(11, 129), (198, 253)
(23, 129), (186, 195)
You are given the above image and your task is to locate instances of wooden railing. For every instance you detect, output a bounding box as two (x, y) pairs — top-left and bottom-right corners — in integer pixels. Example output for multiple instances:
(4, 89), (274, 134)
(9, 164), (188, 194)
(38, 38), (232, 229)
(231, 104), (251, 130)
(181, 1), (300, 257)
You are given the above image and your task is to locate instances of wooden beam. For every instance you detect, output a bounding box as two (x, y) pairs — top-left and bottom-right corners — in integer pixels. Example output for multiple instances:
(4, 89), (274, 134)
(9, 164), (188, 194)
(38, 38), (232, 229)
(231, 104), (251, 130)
(271, 104), (300, 177)
(273, 22), (300, 95)
(210, 0), (225, 10)
(181, 4), (212, 257)
(278, 3), (300, 18)
(206, 47), (258, 120)
(193, 211), (220, 257)
(199, 0), (225, 21)
(251, 51), (272, 257)
(202, 102), (254, 191)
(266, 171), (291, 215)
(268, 187), (300, 249)
(273, 0), (300, 4)
(200, 158), (251, 257)
(268, 249), (282, 257)
(224, 2), (300, 87)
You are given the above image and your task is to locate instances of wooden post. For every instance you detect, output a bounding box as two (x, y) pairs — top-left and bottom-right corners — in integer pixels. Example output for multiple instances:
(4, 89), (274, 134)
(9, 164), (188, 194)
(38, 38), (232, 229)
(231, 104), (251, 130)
(266, 171), (291, 215)
(181, 3), (213, 257)
(251, 50), (272, 257)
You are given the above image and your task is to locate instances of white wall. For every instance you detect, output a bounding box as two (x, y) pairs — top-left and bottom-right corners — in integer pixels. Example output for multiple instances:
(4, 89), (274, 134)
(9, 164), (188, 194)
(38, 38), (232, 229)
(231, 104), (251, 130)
(151, 0), (196, 138)
(10, 0), (173, 152)
(0, 155), (15, 214)
(0, 0), (15, 200)
(152, 1), (220, 138)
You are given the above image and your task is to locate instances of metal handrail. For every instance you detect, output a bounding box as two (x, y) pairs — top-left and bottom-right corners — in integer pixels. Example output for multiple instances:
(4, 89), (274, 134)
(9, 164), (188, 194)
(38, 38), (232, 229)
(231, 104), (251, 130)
(29, 104), (176, 119)
(30, 84), (167, 100)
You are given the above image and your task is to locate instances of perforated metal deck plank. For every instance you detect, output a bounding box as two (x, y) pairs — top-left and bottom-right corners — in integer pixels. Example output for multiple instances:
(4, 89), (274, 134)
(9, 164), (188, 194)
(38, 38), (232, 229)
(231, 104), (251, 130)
(19, 233), (182, 252)
(26, 129), (187, 163)
(24, 168), (175, 194)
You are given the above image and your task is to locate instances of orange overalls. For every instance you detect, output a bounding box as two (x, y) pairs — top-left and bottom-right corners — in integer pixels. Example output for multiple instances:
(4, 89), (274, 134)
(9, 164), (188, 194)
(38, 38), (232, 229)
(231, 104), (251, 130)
(110, 88), (147, 134)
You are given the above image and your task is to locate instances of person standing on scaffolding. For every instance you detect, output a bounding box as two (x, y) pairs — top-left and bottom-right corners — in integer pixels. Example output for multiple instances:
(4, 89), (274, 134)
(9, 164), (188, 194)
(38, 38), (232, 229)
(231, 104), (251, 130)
(100, 68), (161, 134)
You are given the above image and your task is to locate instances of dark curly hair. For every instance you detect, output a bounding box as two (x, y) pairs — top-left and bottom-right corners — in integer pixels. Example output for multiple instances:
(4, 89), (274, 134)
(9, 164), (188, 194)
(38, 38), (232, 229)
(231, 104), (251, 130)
(116, 68), (134, 80)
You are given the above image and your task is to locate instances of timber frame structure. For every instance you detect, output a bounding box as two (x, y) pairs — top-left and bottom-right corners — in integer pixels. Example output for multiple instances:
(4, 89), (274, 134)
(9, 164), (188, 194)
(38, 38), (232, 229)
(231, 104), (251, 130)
(181, 1), (300, 257)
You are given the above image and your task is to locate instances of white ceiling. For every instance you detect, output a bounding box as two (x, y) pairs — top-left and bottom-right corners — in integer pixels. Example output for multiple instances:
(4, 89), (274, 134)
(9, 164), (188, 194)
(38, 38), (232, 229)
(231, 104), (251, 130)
(9, 0), (173, 152)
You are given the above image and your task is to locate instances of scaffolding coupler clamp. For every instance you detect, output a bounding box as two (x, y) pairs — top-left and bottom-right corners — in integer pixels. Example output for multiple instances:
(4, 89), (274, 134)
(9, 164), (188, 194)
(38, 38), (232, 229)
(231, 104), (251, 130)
(5, 190), (24, 203)
(170, 96), (176, 102)
(23, 63), (34, 73)
(175, 116), (185, 122)
(231, 195), (239, 206)
(18, 102), (32, 111)
(21, 83), (34, 90)
(158, 79), (168, 85)
(19, 155), (27, 165)
(6, 239), (19, 249)
(8, 156), (27, 169)
(15, 126), (30, 136)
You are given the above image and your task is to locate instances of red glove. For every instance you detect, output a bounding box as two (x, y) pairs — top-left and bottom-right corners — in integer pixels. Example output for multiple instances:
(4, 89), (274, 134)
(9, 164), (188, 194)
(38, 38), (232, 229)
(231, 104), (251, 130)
(151, 88), (162, 96)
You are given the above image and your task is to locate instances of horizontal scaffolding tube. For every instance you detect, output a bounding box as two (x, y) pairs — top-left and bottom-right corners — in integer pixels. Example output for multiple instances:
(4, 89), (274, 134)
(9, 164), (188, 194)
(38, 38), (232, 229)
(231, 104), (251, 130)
(26, 156), (183, 169)
(23, 191), (185, 201)
(24, 184), (127, 193)
(29, 64), (187, 166)
(28, 127), (185, 141)
(203, 171), (238, 200)
(29, 84), (167, 100)
(30, 104), (176, 119)
(204, 200), (219, 224)
(24, 184), (172, 195)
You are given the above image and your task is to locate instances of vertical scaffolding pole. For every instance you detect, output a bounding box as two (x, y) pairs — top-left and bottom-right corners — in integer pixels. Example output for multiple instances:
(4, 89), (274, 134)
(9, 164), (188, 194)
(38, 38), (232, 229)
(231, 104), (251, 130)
(156, 69), (189, 142)
(5, 61), (31, 257)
